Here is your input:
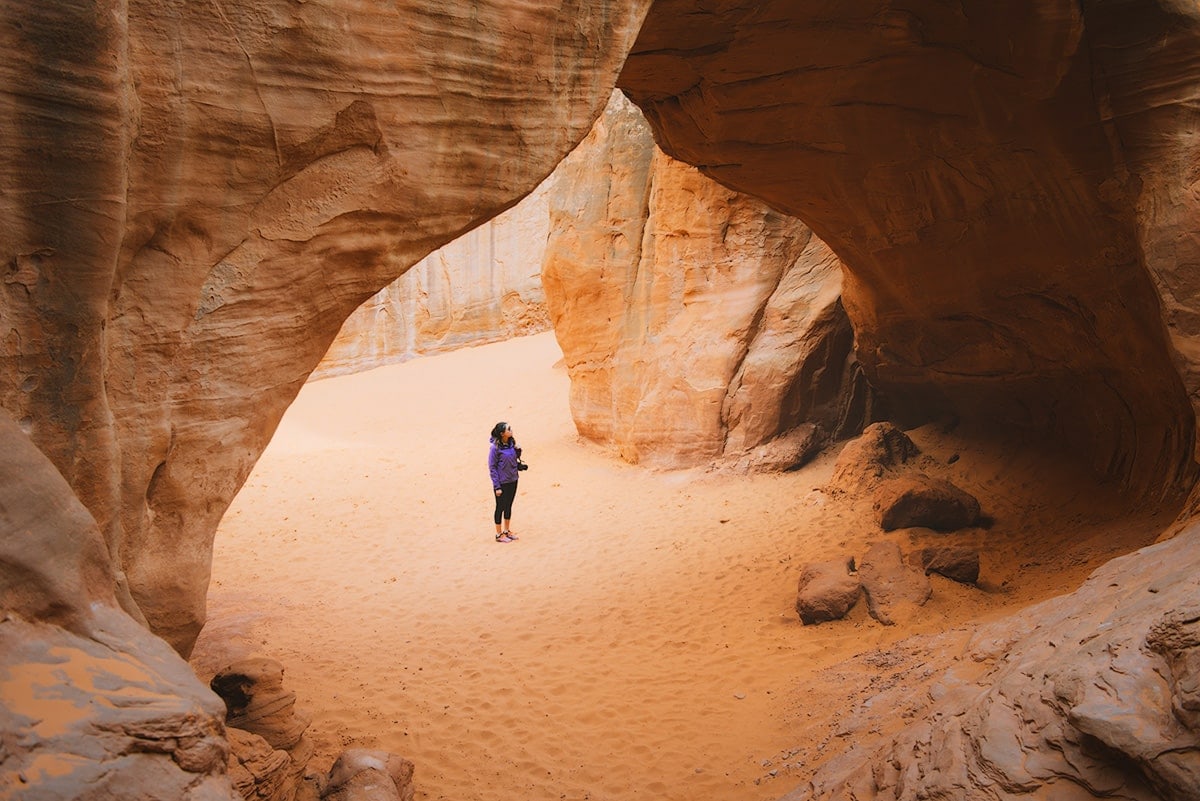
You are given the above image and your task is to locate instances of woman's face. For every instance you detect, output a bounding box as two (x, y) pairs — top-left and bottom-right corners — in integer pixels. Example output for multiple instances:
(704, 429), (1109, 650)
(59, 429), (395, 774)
(503, 426), (513, 441)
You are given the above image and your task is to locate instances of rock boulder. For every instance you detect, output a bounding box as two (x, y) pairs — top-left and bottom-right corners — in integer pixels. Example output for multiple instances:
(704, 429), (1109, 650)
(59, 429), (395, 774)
(826, 423), (921, 495)
(920, 546), (982, 586)
(858, 541), (933, 626)
(872, 475), (982, 532)
(784, 524), (1200, 801)
(795, 558), (861, 625)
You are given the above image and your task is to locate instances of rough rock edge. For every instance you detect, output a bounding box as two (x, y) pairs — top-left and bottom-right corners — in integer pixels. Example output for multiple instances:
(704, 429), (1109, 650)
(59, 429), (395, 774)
(780, 523), (1200, 801)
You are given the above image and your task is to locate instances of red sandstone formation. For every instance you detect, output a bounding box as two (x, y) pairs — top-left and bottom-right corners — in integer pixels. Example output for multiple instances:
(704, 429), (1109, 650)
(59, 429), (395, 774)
(542, 92), (860, 467)
(6, 1), (1200, 800)
(782, 522), (1200, 801)
(619, 0), (1200, 501)
(0, 0), (651, 656)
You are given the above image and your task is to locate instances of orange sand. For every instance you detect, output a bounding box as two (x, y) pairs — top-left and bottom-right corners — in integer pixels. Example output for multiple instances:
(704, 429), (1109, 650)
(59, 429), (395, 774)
(191, 331), (1177, 801)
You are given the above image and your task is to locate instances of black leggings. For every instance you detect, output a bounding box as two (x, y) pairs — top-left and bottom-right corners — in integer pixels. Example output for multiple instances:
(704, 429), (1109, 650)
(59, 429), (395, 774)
(494, 481), (518, 525)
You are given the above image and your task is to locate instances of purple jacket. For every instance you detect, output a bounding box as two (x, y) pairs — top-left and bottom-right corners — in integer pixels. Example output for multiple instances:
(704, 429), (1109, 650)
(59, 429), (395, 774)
(488, 439), (522, 489)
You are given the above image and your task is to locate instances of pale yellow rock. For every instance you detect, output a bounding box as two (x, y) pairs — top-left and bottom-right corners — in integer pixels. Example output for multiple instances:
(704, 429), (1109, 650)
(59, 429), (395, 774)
(314, 179), (555, 379)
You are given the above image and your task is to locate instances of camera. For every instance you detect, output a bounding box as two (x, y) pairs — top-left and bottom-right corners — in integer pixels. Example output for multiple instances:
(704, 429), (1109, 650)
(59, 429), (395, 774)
(517, 460), (529, 471)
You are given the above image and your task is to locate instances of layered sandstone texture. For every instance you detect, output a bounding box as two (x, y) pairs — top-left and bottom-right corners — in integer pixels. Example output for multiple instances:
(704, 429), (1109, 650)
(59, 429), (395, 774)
(314, 180), (554, 379)
(0, 0), (650, 655)
(782, 521), (1200, 801)
(0, 412), (236, 800)
(542, 92), (862, 468)
(619, 0), (1200, 499)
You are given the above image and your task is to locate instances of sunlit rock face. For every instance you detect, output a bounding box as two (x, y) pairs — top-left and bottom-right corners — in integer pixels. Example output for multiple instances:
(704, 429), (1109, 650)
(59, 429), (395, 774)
(0, 0), (650, 655)
(314, 181), (554, 380)
(618, 0), (1200, 499)
(542, 92), (860, 467)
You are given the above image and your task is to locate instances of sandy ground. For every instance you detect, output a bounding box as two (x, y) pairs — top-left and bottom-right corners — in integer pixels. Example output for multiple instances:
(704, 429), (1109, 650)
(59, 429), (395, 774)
(191, 331), (1180, 801)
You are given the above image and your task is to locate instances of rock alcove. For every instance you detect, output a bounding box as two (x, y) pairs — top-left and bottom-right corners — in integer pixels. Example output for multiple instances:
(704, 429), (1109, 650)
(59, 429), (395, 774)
(4, 1), (1200, 799)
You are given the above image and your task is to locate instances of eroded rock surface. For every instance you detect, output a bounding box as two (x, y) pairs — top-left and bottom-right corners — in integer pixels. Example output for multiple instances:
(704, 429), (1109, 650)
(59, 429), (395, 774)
(0, 0), (651, 654)
(226, 727), (298, 801)
(211, 658), (312, 755)
(210, 656), (315, 801)
(783, 524), (1200, 801)
(542, 91), (861, 467)
(620, 0), (1200, 499)
(0, 411), (235, 800)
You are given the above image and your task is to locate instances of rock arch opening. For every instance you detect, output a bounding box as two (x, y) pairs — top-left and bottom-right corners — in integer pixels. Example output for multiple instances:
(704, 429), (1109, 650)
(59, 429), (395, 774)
(7, 1), (1200, 798)
(618, 0), (1200, 503)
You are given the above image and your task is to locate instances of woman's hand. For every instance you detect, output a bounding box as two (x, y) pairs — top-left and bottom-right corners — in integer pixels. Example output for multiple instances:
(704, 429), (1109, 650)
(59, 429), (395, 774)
(495, 488), (502, 496)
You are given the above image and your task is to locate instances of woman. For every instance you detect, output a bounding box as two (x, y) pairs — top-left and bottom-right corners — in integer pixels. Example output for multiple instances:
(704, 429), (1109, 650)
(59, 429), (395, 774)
(488, 421), (522, 543)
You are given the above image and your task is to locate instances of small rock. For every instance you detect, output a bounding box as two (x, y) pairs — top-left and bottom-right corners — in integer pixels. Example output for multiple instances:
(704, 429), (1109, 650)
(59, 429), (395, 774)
(323, 749), (416, 801)
(872, 474), (981, 532)
(921, 545), (980, 585)
(827, 422), (921, 493)
(859, 541), (932, 625)
(796, 557), (861, 624)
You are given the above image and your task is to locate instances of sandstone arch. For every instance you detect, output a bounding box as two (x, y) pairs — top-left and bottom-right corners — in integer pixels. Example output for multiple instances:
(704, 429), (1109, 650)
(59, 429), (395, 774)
(1, 0), (651, 655)
(6, 1), (1200, 799)
(617, 0), (1200, 501)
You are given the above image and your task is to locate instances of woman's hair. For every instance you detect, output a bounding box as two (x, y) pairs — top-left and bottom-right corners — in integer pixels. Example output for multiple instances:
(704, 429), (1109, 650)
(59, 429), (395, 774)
(490, 421), (508, 441)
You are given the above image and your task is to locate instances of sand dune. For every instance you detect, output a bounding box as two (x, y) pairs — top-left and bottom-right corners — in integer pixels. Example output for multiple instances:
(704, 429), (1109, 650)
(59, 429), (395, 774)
(191, 331), (1176, 801)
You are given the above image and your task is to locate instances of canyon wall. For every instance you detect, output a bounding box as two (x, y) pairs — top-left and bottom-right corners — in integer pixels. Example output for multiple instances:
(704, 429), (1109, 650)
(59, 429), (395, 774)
(618, 0), (1200, 501)
(314, 180), (554, 379)
(542, 93), (865, 469)
(0, 0), (651, 656)
(318, 90), (865, 470)
(6, 1), (1200, 799)
(0, 411), (233, 799)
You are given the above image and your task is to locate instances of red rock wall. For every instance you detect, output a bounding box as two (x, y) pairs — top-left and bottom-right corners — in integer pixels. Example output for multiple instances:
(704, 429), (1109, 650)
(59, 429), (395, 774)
(619, 0), (1200, 500)
(542, 92), (858, 468)
(0, 0), (651, 654)
(314, 180), (554, 380)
